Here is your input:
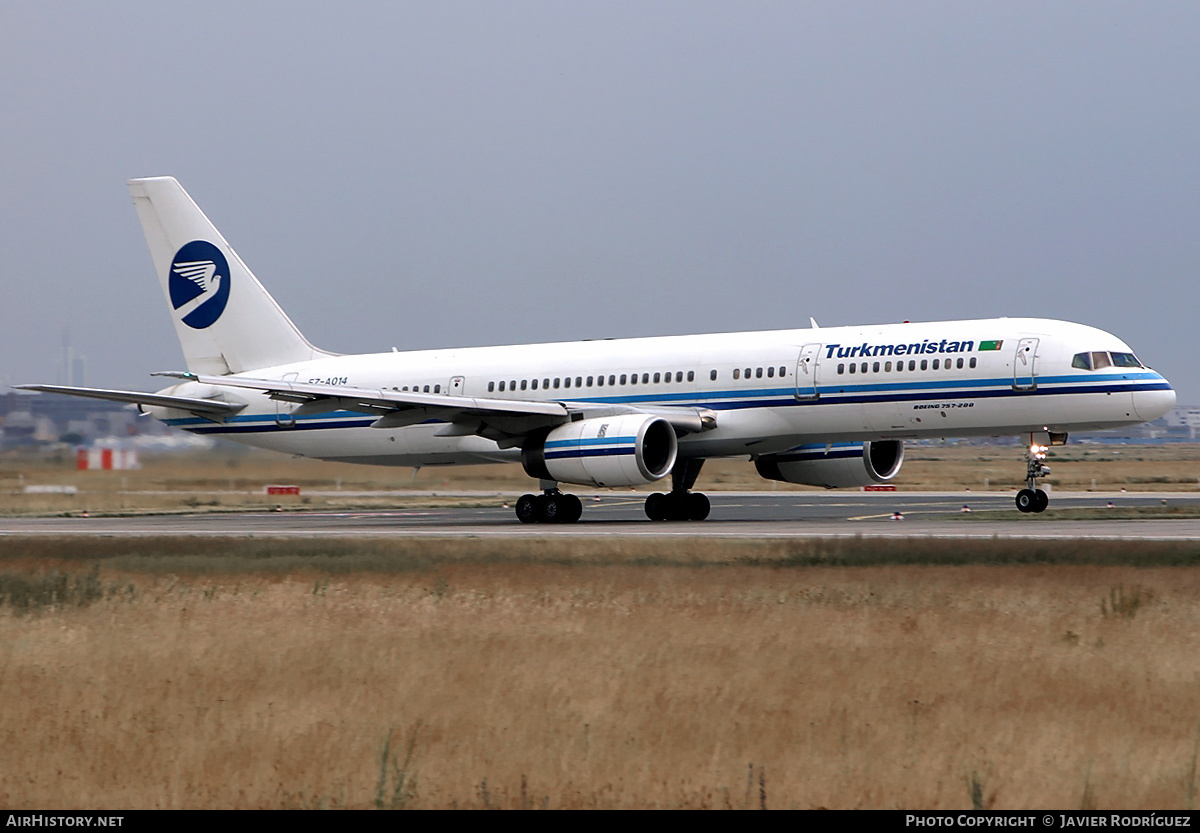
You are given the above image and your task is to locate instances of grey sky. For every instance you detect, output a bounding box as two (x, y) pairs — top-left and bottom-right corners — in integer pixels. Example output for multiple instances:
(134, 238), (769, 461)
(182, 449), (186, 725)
(2, 2), (1198, 404)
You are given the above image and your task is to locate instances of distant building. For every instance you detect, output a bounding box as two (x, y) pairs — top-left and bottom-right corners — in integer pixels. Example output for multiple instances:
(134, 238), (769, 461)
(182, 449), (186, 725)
(1166, 407), (1200, 439)
(1, 390), (140, 448)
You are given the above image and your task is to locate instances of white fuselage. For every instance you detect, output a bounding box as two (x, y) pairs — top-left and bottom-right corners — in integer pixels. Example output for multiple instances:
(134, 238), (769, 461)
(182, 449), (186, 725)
(154, 316), (1175, 470)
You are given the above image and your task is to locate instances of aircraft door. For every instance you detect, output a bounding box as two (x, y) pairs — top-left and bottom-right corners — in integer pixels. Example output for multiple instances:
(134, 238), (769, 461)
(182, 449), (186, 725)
(448, 375), (465, 395)
(794, 343), (821, 400)
(275, 372), (298, 427)
(1013, 338), (1039, 391)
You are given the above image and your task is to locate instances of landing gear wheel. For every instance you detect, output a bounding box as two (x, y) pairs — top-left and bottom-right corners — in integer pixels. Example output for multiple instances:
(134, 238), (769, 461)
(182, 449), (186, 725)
(687, 492), (711, 521)
(1032, 489), (1049, 513)
(540, 493), (562, 523)
(562, 493), (583, 523)
(517, 491), (582, 523)
(515, 494), (539, 524)
(1015, 489), (1037, 513)
(664, 492), (688, 521)
(645, 492), (667, 521)
(646, 491), (711, 521)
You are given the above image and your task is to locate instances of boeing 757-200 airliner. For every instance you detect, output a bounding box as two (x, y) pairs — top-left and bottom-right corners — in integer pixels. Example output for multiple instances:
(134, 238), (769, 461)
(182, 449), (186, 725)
(19, 178), (1176, 523)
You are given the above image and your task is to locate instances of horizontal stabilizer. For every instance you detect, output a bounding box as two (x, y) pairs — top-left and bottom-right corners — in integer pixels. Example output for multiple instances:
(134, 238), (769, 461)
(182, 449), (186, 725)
(13, 384), (245, 417)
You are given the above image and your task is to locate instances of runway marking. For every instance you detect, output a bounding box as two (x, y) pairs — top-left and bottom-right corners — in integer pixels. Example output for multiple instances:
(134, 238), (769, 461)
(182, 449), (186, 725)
(847, 510), (964, 521)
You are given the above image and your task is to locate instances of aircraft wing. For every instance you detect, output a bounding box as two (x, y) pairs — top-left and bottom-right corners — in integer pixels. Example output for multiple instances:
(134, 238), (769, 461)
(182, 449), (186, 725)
(155, 372), (717, 437)
(12, 384), (246, 418)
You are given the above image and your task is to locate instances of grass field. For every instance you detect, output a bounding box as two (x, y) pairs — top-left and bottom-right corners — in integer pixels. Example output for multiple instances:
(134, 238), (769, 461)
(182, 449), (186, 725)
(2, 537), (1200, 809)
(3, 444), (1198, 808)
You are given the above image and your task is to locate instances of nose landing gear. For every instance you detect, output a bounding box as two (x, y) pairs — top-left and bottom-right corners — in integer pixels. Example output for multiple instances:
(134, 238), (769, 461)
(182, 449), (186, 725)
(1016, 438), (1051, 513)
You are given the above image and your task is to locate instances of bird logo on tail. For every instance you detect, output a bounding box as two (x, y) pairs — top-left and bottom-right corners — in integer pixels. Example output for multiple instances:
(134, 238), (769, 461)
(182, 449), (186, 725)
(168, 240), (231, 329)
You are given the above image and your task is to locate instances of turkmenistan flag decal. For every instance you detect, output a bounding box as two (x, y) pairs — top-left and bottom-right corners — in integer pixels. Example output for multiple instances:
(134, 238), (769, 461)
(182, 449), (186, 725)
(979, 340), (1004, 351)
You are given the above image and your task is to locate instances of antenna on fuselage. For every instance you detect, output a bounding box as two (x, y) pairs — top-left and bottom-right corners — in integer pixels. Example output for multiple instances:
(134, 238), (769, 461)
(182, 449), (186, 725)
(809, 317), (820, 329)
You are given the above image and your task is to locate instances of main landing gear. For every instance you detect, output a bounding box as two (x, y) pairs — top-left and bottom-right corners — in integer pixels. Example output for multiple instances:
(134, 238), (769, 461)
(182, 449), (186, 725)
(645, 458), (711, 521)
(515, 484), (583, 524)
(513, 459), (715, 524)
(1015, 437), (1051, 513)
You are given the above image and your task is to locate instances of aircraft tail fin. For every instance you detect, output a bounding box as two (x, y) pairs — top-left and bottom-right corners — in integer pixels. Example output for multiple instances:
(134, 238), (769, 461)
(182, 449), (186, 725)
(127, 177), (331, 375)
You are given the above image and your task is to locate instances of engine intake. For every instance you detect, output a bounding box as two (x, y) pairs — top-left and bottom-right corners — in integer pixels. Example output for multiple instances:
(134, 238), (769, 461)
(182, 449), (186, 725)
(523, 414), (678, 488)
(755, 440), (904, 488)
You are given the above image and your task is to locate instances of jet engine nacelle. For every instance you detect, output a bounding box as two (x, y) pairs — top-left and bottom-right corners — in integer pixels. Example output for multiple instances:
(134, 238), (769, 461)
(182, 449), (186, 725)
(755, 440), (904, 488)
(522, 414), (678, 488)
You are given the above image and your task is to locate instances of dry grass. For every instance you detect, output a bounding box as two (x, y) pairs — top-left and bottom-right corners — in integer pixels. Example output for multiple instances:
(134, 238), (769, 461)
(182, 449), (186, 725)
(2, 537), (1200, 809)
(2, 443), (1199, 518)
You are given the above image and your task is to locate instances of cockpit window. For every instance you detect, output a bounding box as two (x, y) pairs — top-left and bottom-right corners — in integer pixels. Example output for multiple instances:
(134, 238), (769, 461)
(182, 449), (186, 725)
(1074, 351), (1144, 371)
(1111, 352), (1142, 368)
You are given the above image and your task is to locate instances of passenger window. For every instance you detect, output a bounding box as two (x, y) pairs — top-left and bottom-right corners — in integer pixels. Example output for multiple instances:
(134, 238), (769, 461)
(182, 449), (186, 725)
(920, 360), (927, 371)
(531, 379), (538, 390)
(587, 376), (593, 386)
(620, 374), (627, 385)
(544, 378), (550, 389)
(708, 370), (715, 381)
(872, 362), (880, 373)
(885, 361), (892, 372)
(640, 373), (648, 384)
(956, 358), (963, 369)
(860, 362), (867, 374)
(423, 385), (430, 393)
(488, 381), (495, 392)
(609, 375), (616, 386)
(679, 372), (686, 382)
(521, 380), (528, 390)
(553, 378), (561, 389)
(563, 377), (570, 388)
(576, 377), (582, 387)
(630, 374), (637, 385)
(767, 366), (775, 378)
(745, 368), (752, 379)
(596, 375), (603, 387)
(969, 358), (976, 369)
(909, 361), (916, 371)
(509, 380), (516, 390)
(849, 363), (856, 374)
(838, 363), (845, 374)
(733, 368), (740, 380)
(778, 366), (786, 377)
(653, 372), (661, 384)
(932, 359), (939, 370)
(1091, 352), (1112, 370)
(756, 367), (763, 378)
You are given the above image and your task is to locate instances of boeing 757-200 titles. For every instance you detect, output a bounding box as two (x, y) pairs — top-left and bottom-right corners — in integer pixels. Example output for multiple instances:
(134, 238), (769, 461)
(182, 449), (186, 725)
(19, 178), (1176, 523)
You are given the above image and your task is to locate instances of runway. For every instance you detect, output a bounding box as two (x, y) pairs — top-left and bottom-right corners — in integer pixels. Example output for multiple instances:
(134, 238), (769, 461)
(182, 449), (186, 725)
(4, 491), (1200, 540)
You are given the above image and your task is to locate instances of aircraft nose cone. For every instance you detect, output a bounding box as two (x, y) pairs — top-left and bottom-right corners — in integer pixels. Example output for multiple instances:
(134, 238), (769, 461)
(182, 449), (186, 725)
(1133, 384), (1175, 421)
